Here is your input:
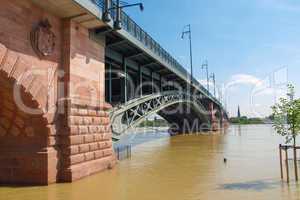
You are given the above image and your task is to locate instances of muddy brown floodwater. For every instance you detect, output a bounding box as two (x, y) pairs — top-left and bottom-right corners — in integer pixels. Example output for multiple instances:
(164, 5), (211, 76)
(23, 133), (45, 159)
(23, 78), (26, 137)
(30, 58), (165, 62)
(1, 125), (300, 200)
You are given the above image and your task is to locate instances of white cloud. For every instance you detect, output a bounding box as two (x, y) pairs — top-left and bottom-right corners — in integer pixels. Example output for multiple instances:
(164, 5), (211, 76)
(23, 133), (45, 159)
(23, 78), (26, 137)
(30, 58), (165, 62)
(221, 72), (289, 118)
(259, 0), (300, 11)
(226, 74), (263, 88)
(252, 87), (287, 101)
(253, 88), (274, 95)
(224, 73), (275, 117)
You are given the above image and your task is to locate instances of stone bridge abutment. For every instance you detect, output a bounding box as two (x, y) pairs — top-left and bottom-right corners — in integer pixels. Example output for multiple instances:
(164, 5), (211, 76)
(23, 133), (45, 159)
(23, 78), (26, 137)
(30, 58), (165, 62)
(0, 0), (115, 185)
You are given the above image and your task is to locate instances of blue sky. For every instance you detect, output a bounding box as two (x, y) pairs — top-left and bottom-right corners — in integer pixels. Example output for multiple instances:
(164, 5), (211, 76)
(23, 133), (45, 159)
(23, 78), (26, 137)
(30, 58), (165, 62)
(125, 0), (300, 117)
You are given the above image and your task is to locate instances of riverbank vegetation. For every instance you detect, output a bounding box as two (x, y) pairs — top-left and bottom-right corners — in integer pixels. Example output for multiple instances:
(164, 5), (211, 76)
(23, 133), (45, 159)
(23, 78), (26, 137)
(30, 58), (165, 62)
(229, 116), (272, 124)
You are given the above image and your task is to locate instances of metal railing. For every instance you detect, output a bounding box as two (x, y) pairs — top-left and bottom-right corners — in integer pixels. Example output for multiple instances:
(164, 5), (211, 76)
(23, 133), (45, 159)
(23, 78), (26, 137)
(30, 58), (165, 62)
(91, 0), (221, 105)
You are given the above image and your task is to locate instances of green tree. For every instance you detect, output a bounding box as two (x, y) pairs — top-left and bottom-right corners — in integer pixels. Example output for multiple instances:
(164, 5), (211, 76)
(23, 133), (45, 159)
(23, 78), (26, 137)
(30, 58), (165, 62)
(271, 84), (300, 146)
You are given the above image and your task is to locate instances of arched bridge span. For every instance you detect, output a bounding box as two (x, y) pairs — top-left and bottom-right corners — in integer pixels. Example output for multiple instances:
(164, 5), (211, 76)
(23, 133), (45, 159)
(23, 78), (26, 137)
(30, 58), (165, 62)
(109, 91), (225, 140)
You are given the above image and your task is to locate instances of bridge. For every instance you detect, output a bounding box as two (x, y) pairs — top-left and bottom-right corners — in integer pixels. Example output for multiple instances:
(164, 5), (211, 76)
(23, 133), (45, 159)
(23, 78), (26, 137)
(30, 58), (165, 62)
(0, 0), (228, 185)
(110, 91), (218, 140)
(90, 0), (228, 139)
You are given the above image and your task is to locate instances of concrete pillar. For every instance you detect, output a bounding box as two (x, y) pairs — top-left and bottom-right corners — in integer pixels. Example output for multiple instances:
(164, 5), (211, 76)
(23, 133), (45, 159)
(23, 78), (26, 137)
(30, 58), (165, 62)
(139, 65), (143, 97)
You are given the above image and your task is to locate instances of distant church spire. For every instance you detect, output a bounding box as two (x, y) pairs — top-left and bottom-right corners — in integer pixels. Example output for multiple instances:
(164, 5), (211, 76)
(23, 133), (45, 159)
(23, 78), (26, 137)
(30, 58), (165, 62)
(237, 105), (241, 118)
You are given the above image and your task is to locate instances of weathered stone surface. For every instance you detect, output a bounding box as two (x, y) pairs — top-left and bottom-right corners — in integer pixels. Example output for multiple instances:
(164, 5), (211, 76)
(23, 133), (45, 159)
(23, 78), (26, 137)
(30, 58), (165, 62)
(0, 0), (115, 185)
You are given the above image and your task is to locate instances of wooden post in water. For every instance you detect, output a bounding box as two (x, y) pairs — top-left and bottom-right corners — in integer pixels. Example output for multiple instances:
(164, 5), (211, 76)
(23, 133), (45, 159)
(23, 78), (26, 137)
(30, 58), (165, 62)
(293, 146), (298, 181)
(117, 147), (120, 160)
(127, 145), (129, 159)
(285, 147), (290, 183)
(279, 144), (283, 180)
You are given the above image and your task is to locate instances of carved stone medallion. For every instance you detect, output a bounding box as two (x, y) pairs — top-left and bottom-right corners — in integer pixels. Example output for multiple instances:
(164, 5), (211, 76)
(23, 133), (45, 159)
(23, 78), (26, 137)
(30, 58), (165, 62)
(30, 19), (56, 58)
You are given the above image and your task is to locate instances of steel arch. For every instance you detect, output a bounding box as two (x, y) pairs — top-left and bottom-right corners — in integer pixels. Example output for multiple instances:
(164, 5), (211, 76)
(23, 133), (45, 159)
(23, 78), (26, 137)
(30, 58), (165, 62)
(109, 91), (210, 139)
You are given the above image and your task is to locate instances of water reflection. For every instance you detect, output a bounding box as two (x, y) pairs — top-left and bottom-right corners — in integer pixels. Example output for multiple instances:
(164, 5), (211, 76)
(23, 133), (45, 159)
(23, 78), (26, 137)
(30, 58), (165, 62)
(219, 180), (281, 191)
(1, 125), (300, 200)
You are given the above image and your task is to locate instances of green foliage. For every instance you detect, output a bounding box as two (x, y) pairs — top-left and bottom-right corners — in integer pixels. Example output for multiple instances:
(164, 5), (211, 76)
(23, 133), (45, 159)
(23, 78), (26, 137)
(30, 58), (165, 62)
(271, 84), (300, 146)
(229, 116), (264, 124)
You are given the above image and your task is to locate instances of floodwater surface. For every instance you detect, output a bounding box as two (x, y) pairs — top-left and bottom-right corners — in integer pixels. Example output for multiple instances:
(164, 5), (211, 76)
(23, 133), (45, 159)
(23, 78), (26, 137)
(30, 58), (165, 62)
(1, 125), (300, 200)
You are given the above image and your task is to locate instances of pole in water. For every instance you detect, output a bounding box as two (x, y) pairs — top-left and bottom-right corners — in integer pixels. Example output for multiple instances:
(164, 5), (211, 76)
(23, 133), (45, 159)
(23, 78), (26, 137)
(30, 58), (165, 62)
(130, 145), (132, 158)
(127, 145), (129, 159)
(294, 146), (298, 181)
(279, 144), (283, 180)
(285, 147), (290, 183)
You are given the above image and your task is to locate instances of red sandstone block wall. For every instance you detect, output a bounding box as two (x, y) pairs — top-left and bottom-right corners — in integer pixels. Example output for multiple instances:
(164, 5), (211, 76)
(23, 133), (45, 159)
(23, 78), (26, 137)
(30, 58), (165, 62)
(59, 104), (115, 181)
(0, 0), (62, 129)
(63, 20), (106, 106)
(0, 0), (115, 184)
(60, 20), (115, 182)
(0, 0), (62, 184)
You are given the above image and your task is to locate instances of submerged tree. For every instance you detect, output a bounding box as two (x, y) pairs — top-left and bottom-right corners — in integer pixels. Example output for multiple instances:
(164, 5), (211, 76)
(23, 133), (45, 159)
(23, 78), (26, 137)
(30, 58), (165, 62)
(271, 84), (300, 146)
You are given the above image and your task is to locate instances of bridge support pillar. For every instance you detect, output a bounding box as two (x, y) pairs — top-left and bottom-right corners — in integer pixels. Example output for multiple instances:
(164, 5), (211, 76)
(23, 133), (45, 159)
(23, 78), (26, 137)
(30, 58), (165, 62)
(59, 20), (116, 182)
(209, 102), (219, 131)
(220, 110), (224, 128)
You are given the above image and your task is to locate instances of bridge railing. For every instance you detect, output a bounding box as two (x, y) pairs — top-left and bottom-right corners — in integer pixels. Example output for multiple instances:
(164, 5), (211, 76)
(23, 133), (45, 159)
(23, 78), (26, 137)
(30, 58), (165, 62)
(91, 0), (221, 105)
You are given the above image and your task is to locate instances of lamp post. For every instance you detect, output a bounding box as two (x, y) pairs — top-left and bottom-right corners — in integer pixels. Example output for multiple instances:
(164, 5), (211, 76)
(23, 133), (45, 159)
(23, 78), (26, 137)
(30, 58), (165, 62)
(201, 60), (209, 93)
(102, 0), (112, 22)
(181, 24), (193, 96)
(102, 0), (144, 29)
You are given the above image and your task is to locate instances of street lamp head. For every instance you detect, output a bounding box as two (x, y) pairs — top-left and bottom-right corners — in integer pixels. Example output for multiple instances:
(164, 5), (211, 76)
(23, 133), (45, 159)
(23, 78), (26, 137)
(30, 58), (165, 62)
(181, 31), (190, 39)
(111, 1), (144, 30)
(117, 1), (144, 11)
(139, 3), (144, 11)
(181, 24), (191, 39)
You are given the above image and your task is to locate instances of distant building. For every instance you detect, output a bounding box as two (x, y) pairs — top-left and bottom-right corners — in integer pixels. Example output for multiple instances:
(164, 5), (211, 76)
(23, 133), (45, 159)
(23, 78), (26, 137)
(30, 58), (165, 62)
(237, 106), (241, 118)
